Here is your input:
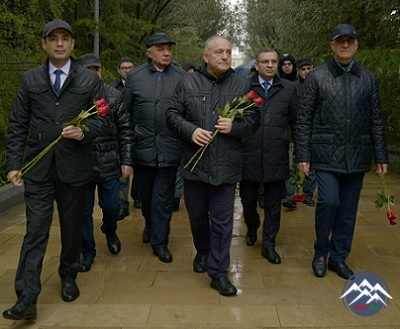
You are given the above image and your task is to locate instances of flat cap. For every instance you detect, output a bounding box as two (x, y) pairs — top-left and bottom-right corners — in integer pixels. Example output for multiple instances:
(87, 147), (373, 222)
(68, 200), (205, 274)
(75, 54), (102, 68)
(332, 24), (358, 40)
(296, 58), (313, 68)
(146, 33), (175, 48)
(42, 19), (73, 39)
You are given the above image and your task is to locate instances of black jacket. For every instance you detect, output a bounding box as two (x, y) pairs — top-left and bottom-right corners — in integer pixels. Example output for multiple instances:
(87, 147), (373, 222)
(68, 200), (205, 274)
(91, 84), (134, 182)
(6, 59), (109, 185)
(166, 64), (260, 186)
(241, 73), (296, 182)
(124, 61), (185, 167)
(108, 76), (124, 92)
(295, 57), (388, 173)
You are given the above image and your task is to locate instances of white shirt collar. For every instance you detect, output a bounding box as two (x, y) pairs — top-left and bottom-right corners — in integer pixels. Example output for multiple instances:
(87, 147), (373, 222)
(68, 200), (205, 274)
(49, 60), (71, 75)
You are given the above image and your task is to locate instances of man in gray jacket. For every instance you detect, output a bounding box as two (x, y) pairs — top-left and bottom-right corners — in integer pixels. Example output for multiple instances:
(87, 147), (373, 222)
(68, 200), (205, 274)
(166, 36), (260, 296)
(124, 33), (185, 263)
(296, 24), (389, 280)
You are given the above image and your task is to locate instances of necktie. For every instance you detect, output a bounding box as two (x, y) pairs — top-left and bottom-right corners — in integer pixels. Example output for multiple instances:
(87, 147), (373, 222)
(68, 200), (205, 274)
(54, 69), (63, 93)
(263, 81), (271, 97)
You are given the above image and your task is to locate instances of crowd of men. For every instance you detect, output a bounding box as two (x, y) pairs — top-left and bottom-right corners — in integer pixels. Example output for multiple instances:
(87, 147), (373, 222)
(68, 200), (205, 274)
(3, 19), (388, 321)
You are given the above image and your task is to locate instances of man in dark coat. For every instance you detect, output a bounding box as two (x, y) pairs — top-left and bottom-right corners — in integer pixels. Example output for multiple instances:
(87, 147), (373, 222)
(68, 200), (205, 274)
(3, 20), (109, 320)
(240, 48), (296, 265)
(124, 33), (185, 263)
(166, 36), (260, 296)
(295, 24), (389, 279)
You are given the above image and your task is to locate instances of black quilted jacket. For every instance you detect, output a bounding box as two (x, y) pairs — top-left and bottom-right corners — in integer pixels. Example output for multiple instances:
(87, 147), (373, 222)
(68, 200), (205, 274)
(295, 57), (388, 173)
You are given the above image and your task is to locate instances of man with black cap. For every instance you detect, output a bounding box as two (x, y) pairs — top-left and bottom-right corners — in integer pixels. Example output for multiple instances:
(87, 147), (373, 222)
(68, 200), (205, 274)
(3, 19), (109, 320)
(124, 32), (185, 263)
(75, 54), (133, 272)
(295, 24), (389, 280)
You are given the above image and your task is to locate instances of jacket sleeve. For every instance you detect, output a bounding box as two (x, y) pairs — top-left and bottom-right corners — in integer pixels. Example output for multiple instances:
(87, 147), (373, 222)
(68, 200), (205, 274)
(115, 91), (134, 166)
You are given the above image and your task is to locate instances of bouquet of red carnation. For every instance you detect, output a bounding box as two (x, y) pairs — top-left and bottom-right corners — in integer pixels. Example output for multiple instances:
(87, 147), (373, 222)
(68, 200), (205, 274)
(375, 174), (396, 225)
(290, 162), (307, 202)
(9, 98), (109, 182)
(184, 90), (263, 172)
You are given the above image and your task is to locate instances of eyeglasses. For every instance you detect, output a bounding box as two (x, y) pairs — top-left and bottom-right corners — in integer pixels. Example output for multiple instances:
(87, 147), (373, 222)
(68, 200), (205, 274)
(120, 66), (133, 71)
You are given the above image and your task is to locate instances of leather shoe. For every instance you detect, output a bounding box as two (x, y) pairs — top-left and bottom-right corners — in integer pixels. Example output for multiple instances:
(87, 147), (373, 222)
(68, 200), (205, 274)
(106, 233), (121, 255)
(153, 246), (173, 263)
(282, 199), (297, 209)
(117, 207), (129, 221)
(78, 255), (94, 272)
(302, 199), (315, 206)
(193, 253), (208, 273)
(133, 199), (142, 209)
(312, 256), (327, 277)
(328, 260), (354, 280)
(210, 277), (237, 296)
(61, 277), (80, 302)
(3, 299), (37, 320)
(262, 248), (281, 264)
(246, 230), (257, 246)
(142, 227), (151, 244)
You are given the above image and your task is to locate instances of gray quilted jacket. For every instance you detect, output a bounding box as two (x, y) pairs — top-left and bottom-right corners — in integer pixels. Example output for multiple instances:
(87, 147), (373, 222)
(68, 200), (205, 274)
(295, 57), (388, 173)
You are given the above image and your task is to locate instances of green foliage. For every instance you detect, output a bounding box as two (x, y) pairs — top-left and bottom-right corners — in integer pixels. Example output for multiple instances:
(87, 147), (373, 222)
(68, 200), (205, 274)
(0, 150), (7, 186)
(375, 187), (395, 209)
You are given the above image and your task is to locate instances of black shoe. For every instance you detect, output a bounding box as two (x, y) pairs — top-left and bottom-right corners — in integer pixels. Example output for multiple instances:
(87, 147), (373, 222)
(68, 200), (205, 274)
(153, 246), (173, 263)
(142, 227), (151, 244)
(106, 233), (121, 255)
(282, 199), (297, 209)
(117, 207), (129, 221)
(258, 199), (264, 209)
(328, 260), (354, 280)
(173, 197), (180, 211)
(3, 299), (37, 320)
(210, 277), (237, 296)
(61, 277), (80, 302)
(246, 230), (257, 246)
(262, 248), (281, 264)
(312, 256), (327, 277)
(193, 253), (208, 273)
(133, 199), (142, 209)
(78, 255), (94, 272)
(302, 199), (315, 206)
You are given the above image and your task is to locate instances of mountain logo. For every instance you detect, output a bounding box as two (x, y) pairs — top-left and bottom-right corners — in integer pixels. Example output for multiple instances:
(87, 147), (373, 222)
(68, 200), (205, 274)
(340, 271), (392, 316)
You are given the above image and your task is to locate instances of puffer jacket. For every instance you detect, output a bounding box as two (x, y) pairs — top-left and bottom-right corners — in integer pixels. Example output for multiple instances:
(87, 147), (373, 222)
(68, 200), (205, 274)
(241, 73), (296, 182)
(166, 64), (260, 186)
(91, 84), (134, 182)
(124, 61), (185, 167)
(295, 57), (388, 173)
(6, 59), (109, 185)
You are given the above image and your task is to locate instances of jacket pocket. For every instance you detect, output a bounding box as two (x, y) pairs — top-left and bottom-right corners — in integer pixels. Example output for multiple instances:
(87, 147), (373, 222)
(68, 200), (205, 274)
(311, 134), (335, 165)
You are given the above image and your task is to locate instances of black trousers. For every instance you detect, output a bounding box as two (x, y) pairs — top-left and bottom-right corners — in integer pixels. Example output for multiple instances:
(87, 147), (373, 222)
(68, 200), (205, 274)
(15, 173), (87, 303)
(134, 165), (177, 248)
(240, 180), (285, 249)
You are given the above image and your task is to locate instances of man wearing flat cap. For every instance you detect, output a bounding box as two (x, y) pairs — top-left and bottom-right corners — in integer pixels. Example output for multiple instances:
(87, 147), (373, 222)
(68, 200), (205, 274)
(124, 32), (185, 263)
(295, 24), (389, 280)
(3, 19), (109, 320)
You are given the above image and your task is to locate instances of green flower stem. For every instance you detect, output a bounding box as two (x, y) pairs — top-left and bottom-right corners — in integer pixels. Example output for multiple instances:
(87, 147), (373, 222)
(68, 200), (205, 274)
(380, 173), (391, 212)
(184, 129), (219, 173)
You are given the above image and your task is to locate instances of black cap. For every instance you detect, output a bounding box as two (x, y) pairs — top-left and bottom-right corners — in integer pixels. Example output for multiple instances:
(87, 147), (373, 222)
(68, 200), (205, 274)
(42, 19), (73, 39)
(296, 58), (313, 68)
(76, 54), (101, 68)
(146, 33), (176, 48)
(182, 62), (197, 72)
(332, 24), (358, 40)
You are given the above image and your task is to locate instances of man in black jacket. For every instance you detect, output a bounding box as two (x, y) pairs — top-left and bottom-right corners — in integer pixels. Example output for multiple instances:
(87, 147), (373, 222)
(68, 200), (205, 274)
(3, 20), (109, 320)
(76, 54), (134, 272)
(124, 33), (185, 263)
(296, 24), (389, 279)
(166, 36), (260, 296)
(240, 48), (296, 265)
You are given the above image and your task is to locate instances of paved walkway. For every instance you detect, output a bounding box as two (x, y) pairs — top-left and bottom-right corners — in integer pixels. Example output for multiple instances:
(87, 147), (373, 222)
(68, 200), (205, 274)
(0, 171), (399, 328)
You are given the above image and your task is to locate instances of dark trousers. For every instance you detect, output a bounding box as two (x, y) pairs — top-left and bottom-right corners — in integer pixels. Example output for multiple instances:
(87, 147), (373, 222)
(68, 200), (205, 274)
(134, 165), (177, 248)
(240, 180), (285, 249)
(81, 178), (120, 259)
(184, 180), (236, 279)
(314, 171), (364, 263)
(16, 174), (87, 303)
